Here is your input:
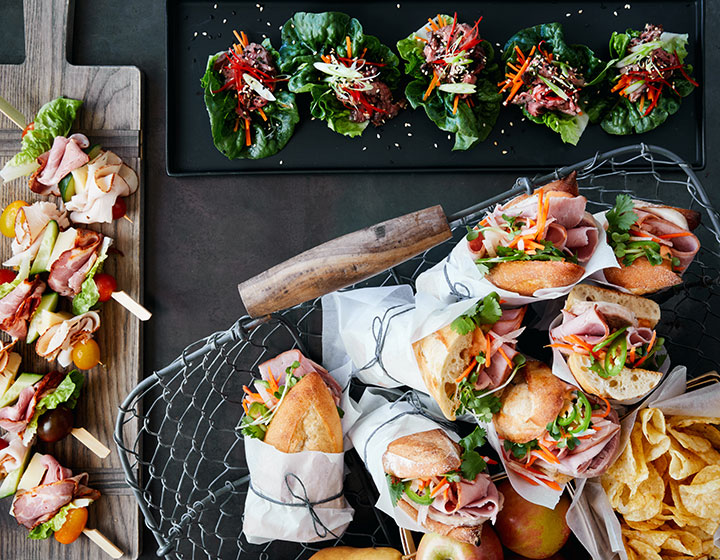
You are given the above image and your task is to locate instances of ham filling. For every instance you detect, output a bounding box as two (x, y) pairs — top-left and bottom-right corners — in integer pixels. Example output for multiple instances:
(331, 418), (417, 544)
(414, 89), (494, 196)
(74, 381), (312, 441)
(630, 207), (700, 271)
(0, 370), (65, 435)
(29, 134), (90, 196)
(47, 230), (104, 297)
(0, 277), (46, 339)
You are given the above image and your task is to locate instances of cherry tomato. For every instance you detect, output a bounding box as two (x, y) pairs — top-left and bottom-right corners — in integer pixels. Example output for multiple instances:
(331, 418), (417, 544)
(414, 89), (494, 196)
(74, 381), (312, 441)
(468, 231), (485, 253)
(94, 273), (117, 302)
(111, 197), (127, 220)
(72, 339), (101, 370)
(21, 122), (34, 139)
(54, 506), (88, 544)
(0, 438), (8, 451)
(0, 200), (28, 238)
(37, 405), (74, 443)
(0, 269), (17, 285)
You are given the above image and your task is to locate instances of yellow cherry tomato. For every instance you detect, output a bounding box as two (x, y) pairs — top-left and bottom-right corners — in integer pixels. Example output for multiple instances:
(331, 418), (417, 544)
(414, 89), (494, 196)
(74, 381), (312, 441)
(72, 339), (101, 370)
(54, 506), (88, 544)
(0, 200), (28, 238)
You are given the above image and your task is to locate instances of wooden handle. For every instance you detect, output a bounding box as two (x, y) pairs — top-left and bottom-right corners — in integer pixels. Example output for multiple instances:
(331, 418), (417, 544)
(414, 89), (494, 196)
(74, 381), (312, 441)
(238, 205), (451, 317)
(24, 0), (70, 75)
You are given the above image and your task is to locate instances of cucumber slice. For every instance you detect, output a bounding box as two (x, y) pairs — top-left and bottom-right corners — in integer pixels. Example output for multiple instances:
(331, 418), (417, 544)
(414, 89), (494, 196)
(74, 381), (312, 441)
(58, 175), (76, 202)
(0, 373), (43, 408)
(85, 144), (102, 160)
(0, 444), (32, 499)
(26, 292), (59, 343)
(29, 221), (59, 275)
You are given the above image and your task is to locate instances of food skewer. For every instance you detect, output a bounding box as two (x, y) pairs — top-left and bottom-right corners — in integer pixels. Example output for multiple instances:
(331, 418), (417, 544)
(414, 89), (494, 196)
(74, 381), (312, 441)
(0, 95), (26, 131)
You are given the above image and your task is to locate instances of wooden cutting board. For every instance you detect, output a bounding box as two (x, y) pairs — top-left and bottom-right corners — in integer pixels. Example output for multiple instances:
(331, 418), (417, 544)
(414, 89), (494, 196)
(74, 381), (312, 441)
(0, 0), (142, 558)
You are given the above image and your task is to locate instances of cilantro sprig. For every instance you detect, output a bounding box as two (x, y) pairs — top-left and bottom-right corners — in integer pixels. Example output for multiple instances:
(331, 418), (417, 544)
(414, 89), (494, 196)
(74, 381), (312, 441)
(457, 354), (526, 422)
(475, 241), (576, 276)
(450, 292), (503, 335)
(605, 194), (669, 268)
(503, 439), (538, 460)
(459, 426), (489, 481)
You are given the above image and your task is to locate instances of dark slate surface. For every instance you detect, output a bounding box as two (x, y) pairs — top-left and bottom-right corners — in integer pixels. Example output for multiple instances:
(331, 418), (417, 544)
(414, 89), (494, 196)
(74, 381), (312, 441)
(1, 0), (719, 558)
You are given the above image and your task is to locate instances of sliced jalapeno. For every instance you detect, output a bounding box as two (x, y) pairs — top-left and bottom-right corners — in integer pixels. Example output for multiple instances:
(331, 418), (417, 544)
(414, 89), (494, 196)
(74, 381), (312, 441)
(603, 336), (628, 378)
(592, 326), (628, 353)
(557, 405), (578, 426)
(570, 391), (592, 434)
(404, 484), (435, 506)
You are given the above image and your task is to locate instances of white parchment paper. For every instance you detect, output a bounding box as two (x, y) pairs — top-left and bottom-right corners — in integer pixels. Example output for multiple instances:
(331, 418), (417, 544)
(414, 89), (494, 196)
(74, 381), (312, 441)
(415, 212), (619, 307)
(242, 360), (360, 544)
(347, 392), (461, 533)
(566, 366), (720, 559)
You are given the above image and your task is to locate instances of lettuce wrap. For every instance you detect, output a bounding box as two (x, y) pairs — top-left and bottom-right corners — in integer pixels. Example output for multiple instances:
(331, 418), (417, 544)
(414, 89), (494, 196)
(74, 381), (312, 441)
(397, 13), (501, 150)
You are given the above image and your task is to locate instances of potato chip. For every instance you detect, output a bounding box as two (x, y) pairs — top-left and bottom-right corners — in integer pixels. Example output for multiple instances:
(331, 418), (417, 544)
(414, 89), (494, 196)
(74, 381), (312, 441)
(620, 463), (666, 522)
(605, 426), (649, 490)
(626, 518), (666, 531)
(667, 435), (709, 480)
(669, 426), (720, 465)
(668, 480), (719, 535)
(678, 465), (720, 520)
(679, 423), (720, 449)
(642, 408), (672, 461)
(625, 536), (664, 560)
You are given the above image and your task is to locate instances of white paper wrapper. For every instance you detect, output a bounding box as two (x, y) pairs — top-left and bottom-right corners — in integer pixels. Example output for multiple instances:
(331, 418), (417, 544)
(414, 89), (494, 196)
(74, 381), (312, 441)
(547, 314), (671, 407)
(566, 366), (720, 559)
(242, 360), (360, 544)
(347, 392), (462, 532)
(416, 211), (620, 307)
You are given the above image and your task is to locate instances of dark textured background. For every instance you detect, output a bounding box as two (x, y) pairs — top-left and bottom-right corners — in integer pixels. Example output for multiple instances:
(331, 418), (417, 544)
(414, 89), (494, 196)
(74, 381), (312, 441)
(1, 0), (718, 558)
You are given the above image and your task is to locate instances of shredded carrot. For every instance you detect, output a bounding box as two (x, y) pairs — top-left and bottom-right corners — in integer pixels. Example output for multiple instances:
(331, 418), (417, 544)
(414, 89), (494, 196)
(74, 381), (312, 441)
(502, 45), (536, 105)
(639, 95), (645, 113)
(565, 335), (597, 356)
(424, 71), (440, 100)
(547, 343), (576, 351)
(258, 108), (268, 122)
(452, 94), (460, 115)
(233, 117), (240, 132)
(361, 47), (367, 58)
(633, 331), (657, 368)
(659, 232), (695, 239)
(266, 367), (279, 394)
(526, 454), (537, 467)
(428, 17), (439, 31)
(536, 443), (560, 464)
(233, 30), (245, 47)
(245, 118), (252, 146)
(346, 35), (353, 58)
(485, 333), (492, 369)
(544, 479), (562, 491)
(497, 346), (514, 369)
(514, 45), (526, 63)
(594, 394), (612, 418)
(455, 359), (478, 383)
(525, 240), (545, 251)
(484, 457), (498, 465)
(508, 233), (536, 249)
(242, 386), (264, 403)
(241, 31), (248, 47)
(242, 400), (249, 414)
(430, 478), (448, 497)
(443, 487), (449, 500)
(534, 189), (546, 239)
(629, 346), (636, 364)
(515, 471), (540, 486)
(437, 14), (445, 26)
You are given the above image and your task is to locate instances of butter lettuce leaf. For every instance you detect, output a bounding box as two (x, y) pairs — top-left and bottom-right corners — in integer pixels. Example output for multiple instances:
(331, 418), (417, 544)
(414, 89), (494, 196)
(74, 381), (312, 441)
(71, 238), (111, 315)
(24, 370), (84, 443)
(28, 498), (94, 540)
(200, 45), (299, 159)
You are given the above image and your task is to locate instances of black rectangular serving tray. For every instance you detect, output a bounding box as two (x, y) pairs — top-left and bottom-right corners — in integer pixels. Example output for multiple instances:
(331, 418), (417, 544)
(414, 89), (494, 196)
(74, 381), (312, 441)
(166, 0), (704, 175)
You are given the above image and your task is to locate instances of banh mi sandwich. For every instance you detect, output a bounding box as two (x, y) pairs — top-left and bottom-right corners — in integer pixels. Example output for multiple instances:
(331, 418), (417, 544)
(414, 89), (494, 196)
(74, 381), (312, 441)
(396, 13), (501, 150)
(602, 24), (698, 136)
(383, 427), (502, 545)
(0, 97), (137, 224)
(495, 360), (620, 489)
(0, 369), (83, 445)
(549, 284), (665, 402)
(12, 453), (100, 542)
(500, 23), (607, 145)
(201, 29), (299, 160)
(466, 172), (599, 295)
(603, 194), (700, 294)
(412, 292), (526, 421)
(241, 350), (344, 453)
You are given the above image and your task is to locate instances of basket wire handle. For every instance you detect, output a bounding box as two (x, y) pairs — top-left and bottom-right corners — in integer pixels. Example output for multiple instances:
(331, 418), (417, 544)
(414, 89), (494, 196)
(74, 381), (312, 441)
(238, 205), (452, 317)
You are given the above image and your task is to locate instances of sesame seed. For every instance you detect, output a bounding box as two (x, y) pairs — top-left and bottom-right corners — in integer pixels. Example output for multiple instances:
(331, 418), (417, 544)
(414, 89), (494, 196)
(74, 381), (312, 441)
(213, 3), (217, 8)
(447, 134), (451, 140)
(377, 133), (381, 139)
(201, 31), (207, 36)
(578, 9), (583, 13)
(266, 21), (271, 26)
(222, 18), (227, 23)
(193, 31), (198, 37)
(394, 143), (400, 148)
(625, 4), (631, 8)
(404, 122), (411, 127)
(408, 133), (413, 137)
(502, 150), (508, 155)
(279, 160), (283, 165)
(397, 3), (401, 7)
(509, 121), (514, 127)
(260, 6), (264, 11)
(566, 12), (571, 17)
(495, 42), (501, 48)
(613, 10), (618, 16)
(501, 129), (505, 134)
(262, 34), (267, 39)
(362, 146), (367, 151)
(493, 141), (498, 146)
(433, 143), (438, 148)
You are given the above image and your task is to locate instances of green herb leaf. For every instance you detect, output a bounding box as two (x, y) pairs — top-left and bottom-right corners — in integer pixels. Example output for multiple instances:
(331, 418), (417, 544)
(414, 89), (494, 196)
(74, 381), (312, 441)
(503, 439), (538, 460)
(386, 474), (406, 507)
(606, 194), (638, 233)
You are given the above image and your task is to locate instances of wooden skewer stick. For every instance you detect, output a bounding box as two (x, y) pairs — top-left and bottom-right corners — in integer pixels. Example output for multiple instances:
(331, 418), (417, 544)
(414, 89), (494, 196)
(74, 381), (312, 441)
(122, 214), (134, 224)
(70, 427), (111, 459)
(0, 95), (26, 130)
(111, 291), (152, 321)
(82, 528), (124, 559)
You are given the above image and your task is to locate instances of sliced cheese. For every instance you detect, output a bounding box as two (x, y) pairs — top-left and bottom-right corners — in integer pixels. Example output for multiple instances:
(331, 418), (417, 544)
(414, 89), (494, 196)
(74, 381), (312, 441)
(71, 428), (111, 459)
(10, 453), (48, 517)
(0, 353), (21, 397)
(82, 528), (124, 559)
(71, 164), (89, 196)
(47, 228), (77, 267)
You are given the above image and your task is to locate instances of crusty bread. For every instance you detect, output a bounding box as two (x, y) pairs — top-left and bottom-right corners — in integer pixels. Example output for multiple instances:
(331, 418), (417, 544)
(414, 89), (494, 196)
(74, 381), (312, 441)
(494, 361), (570, 443)
(567, 353), (662, 402)
(565, 284), (661, 328)
(382, 429), (461, 479)
(535, 171), (579, 197)
(604, 258), (682, 295)
(412, 326), (487, 421)
(396, 500), (483, 545)
(263, 372), (343, 454)
(487, 260), (585, 296)
(309, 547), (402, 560)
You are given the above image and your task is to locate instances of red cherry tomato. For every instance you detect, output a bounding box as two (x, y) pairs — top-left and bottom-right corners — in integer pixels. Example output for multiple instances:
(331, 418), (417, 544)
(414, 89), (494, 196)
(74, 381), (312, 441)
(0, 269), (17, 285)
(111, 197), (127, 220)
(468, 231), (485, 253)
(54, 506), (88, 544)
(0, 438), (8, 452)
(94, 273), (117, 302)
(21, 122), (34, 139)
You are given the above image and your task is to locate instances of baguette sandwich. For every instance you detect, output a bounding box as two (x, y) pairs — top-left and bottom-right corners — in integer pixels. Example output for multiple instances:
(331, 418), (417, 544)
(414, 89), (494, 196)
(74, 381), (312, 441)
(465, 172), (600, 295)
(603, 194), (700, 294)
(495, 360), (620, 488)
(240, 350), (343, 453)
(412, 293), (526, 422)
(549, 284), (665, 402)
(383, 428), (502, 545)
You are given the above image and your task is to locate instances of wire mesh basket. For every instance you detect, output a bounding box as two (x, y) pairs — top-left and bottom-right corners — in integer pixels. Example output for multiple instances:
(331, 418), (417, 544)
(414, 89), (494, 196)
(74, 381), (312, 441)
(115, 144), (720, 559)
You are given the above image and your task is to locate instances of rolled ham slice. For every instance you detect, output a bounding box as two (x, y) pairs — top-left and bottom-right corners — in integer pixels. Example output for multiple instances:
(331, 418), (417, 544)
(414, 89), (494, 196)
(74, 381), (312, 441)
(0, 277), (46, 339)
(0, 370), (65, 434)
(36, 311), (101, 367)
(3, 202), (70, 268)
(30, 135), (90, 196)
(0, 434), (29, 475)
(257, 349), (342, 406)
(47, 230), (104, 297)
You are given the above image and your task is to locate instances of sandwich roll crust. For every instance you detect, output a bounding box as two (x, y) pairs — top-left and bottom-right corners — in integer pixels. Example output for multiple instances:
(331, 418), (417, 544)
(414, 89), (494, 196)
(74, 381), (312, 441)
(263, 371), (343, 454)
(564, 284), (660, 327)
(567, 353), (662, 402)
(382, 429), (462, 479)
(396, 499), (483, 545)
(603, 257), (682, 295)
(487, 261), (585, 296)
